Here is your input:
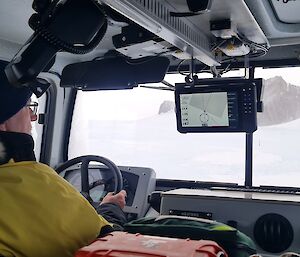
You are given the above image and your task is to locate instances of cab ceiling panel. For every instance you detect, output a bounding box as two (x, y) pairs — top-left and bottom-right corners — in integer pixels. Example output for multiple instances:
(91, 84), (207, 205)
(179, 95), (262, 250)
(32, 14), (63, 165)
(101, 0), (268, 66)
(0, 0), (33, 44)
(244, 0), (300, 46)
(0, 0), (34, 60)
(270, 0), (300, 24)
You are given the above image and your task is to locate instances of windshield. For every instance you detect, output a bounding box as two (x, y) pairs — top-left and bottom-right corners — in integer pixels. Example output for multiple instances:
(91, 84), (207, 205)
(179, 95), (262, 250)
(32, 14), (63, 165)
(69, 67), (300, 187)
(253, 67), (300, 187)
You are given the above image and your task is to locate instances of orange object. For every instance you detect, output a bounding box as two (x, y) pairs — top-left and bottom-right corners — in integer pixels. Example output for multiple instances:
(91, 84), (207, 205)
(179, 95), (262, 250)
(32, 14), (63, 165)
(75, 231), (228, 257)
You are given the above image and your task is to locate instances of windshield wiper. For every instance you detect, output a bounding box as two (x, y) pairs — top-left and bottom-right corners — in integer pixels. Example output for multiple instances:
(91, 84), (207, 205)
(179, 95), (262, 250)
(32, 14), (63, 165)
(140, 80), (175, 91)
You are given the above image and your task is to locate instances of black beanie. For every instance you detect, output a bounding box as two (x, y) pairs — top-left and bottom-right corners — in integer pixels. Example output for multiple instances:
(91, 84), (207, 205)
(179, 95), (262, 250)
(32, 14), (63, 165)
(0, 61), (32, 124)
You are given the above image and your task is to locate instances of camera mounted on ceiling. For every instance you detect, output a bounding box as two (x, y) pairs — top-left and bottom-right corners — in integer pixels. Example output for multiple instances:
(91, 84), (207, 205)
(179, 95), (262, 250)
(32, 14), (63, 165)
(5, 0), (108, 97)
(170, 0), (213, 17)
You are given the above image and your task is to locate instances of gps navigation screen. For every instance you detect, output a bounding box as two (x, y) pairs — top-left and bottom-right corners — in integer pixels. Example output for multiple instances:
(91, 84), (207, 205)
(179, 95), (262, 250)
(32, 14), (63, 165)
(175, 78), (260, 133)
(180, 92), (230, 127)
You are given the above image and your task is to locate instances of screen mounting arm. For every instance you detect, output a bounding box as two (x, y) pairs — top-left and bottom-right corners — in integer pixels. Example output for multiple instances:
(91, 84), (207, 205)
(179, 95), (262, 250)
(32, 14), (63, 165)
(244, 67), (255, 187)
(245, 133), (253, 187)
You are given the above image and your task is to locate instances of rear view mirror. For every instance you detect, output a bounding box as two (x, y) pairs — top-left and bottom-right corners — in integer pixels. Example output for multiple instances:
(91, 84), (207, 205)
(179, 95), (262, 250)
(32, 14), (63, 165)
(60, 56), (170, 90)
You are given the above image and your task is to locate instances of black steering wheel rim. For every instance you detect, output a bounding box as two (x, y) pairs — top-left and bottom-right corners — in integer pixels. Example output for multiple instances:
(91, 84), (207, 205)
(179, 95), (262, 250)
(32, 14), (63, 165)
(56, 155), (123, 199)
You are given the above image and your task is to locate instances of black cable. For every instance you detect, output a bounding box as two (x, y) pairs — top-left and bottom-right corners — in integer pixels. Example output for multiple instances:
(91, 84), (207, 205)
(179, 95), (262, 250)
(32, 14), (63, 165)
(47, 70), (61, 79)
(161, 80), (175, 89)
(177, 59), (190, 76)
(219, 36), (269, 64)
(211, 39), (227, 52)
(139, 85), (174, 91)
(91, 50), (170, 68)
(236, 33), (269, 54)
(220, 48), (267, 64)
(170, 11), (205, 17)
(210, 33), (269, 65)
(124, 50), (172, 65)
(92, 51), (123, 61)
(278, 0), (296, 3)
(218, 62), (232, 76)
(176, 40), (226, 77)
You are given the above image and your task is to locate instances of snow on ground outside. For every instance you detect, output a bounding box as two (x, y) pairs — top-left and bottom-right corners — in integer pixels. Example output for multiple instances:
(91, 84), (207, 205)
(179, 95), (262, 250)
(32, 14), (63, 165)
(72, 112), (300, 188)
(69, 71), (300, 188)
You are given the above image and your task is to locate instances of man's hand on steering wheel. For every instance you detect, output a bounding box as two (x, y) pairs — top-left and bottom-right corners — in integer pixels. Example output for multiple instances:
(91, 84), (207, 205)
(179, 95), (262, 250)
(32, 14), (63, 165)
(56, 155), (124, 208)
(101, 190), (127, 209)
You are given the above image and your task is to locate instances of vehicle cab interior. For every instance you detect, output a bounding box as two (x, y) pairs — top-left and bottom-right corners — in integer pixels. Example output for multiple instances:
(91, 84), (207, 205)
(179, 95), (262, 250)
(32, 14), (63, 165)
(1, 0), (300, 256)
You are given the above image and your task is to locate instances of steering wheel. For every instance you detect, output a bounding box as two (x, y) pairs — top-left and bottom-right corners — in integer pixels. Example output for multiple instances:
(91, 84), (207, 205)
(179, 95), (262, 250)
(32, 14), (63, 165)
(56, 155), (123, 205)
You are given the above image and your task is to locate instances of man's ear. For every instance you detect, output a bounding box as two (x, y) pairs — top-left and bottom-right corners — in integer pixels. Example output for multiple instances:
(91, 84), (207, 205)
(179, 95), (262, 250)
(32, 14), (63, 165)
(0, 123), (7, 132)
(0, 141), (7, 162)
(30, 114), (38, 122)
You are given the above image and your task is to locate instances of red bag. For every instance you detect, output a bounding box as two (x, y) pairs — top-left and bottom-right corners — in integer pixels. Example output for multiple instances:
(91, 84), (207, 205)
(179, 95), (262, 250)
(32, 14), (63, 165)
(75, 231), (228, 257)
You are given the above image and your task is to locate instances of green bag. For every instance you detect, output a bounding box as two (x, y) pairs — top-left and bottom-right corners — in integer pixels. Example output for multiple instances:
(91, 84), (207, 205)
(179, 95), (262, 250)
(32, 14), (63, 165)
(124, 216), (256, 257)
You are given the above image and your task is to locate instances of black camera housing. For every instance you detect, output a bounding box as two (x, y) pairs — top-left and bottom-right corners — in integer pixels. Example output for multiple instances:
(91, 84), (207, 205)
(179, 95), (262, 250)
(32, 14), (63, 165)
(5, 0), (107, 88)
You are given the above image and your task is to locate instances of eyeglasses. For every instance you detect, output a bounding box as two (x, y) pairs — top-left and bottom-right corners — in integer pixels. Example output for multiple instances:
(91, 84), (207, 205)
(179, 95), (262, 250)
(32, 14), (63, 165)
(26, 101), (39, 116)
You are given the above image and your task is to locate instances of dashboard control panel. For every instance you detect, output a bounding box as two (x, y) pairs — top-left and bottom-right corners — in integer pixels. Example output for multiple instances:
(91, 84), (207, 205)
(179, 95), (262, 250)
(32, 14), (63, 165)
(161, 188), (300, 254)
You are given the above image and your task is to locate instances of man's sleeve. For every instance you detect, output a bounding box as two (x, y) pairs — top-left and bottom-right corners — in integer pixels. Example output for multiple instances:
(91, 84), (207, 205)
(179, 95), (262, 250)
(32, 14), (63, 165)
(96, 203), (127, 231)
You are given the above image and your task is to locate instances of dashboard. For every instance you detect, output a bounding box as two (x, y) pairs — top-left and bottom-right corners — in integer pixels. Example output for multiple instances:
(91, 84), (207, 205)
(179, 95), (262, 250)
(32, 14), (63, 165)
(161, 188), (300, 255)
(60, 165), (156, 220)
(60, 164), (300, 255)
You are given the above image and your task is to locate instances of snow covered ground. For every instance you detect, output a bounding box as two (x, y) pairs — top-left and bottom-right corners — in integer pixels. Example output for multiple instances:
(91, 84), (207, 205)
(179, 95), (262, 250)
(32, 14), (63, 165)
(70, 111), (300, 188)
(69, 70), (300, 188)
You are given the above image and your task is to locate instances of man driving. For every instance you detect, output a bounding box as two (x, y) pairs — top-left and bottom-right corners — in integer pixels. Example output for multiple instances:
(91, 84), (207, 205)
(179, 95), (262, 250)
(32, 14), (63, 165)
(0, 61), (127, 257)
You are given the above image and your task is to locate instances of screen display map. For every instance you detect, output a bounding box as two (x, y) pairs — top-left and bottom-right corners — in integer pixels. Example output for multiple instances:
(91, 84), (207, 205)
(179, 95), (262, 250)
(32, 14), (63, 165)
(175, 78), (261, 133)
(180, 92), (229, 127)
